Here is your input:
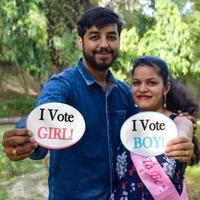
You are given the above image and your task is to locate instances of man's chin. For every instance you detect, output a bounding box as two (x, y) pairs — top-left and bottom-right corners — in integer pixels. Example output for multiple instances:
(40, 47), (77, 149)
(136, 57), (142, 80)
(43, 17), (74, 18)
(95, 62), (111, 71)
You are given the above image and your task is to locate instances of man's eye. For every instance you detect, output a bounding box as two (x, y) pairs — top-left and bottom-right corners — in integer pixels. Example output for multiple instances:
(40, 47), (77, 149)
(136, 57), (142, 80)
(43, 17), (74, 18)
(90, 35), (99, 40)
(108, 35), (117, 41)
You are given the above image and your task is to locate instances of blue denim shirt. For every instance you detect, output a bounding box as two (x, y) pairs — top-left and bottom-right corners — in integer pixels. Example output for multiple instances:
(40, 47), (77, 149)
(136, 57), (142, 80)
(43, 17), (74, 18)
(17, 59), (138, 200)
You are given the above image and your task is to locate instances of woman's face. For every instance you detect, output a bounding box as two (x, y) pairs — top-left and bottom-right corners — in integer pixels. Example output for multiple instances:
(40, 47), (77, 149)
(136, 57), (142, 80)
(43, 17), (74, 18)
(132, 64), (170, 112)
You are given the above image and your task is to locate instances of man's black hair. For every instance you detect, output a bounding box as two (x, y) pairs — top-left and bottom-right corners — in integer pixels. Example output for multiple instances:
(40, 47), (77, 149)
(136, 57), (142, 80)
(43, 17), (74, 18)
(77, 7), (122, 37)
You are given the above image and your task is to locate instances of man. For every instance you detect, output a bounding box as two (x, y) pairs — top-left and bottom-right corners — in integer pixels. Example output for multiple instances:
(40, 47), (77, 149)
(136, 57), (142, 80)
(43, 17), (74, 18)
(2, 7), (193, 200)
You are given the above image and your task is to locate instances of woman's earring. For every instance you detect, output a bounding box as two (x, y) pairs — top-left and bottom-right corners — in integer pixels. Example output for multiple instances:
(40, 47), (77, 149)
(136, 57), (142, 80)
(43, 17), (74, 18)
(164, 94), (167, 108)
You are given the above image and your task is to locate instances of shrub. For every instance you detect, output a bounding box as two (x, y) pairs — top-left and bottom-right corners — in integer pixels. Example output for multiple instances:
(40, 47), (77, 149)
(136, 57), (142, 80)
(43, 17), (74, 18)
(0, 98), (35, 117)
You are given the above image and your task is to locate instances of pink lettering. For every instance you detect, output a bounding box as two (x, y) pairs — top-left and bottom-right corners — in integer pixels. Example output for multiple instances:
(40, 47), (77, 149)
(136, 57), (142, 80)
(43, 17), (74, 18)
(143, 157), (155, 169)
(150, 171), (162, 184)
(37, 126), (73, 140)
(38, 127), (48, 139)
(142, 157), (163, 185)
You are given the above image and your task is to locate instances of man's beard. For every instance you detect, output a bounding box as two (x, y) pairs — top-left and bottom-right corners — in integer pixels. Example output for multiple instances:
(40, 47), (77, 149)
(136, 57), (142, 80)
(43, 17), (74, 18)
(83, 49), (118, 71)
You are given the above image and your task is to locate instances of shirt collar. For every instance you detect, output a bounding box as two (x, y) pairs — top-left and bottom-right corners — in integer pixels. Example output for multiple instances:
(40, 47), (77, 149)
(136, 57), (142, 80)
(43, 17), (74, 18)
(77, 58), (117, 87)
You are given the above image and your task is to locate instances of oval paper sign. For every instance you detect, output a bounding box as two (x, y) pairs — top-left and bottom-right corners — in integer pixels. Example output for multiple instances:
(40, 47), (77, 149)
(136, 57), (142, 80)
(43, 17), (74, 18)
(120, 111), (178, 156)
(27, 102), (86, 149)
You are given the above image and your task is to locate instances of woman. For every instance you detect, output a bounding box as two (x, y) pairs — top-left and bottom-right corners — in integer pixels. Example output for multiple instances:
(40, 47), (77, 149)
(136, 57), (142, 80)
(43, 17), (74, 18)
(111, 56), (199, 200)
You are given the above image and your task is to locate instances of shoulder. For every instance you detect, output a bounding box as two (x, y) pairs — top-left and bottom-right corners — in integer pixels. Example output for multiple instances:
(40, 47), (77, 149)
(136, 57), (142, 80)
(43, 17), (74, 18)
(115, 79), (139, 115)
(43, 66), (80, 89)
(51, 66), (78, 82)
(36, 66), (79, 106)
(115, 79), (131, 95)
(116, 79), (130, 89)
(115, 79), (134, 104)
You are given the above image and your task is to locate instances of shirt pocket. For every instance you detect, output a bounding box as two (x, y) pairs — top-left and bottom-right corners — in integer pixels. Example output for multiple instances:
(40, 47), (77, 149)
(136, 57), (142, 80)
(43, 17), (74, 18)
(109, 110), (127, 125)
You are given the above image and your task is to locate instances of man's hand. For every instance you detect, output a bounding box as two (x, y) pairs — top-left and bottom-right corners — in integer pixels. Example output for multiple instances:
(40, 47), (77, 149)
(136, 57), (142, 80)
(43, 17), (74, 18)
(165, 136), (194, 163)
(2, 128), (37, 161)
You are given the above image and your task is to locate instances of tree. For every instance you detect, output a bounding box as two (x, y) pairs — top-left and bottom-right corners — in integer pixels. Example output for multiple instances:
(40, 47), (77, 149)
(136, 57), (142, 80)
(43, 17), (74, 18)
(0, 0), (97, 92)
(138, 0), (200, 77)
(42, 0), (95, 72)
(0, 0), (50, 92)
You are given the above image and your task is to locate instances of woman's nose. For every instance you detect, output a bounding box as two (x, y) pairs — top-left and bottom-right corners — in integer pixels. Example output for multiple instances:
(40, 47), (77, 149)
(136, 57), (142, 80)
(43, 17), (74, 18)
(138, 84), (148, 92)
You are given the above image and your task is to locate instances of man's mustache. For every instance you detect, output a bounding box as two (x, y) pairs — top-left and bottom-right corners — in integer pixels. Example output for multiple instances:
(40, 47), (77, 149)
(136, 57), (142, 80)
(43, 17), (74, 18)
(94, 49), (113, 54)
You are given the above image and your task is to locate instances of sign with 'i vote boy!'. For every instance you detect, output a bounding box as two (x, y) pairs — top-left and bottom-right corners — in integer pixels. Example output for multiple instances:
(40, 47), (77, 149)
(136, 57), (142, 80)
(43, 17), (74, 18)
(120, 112), (178, 156)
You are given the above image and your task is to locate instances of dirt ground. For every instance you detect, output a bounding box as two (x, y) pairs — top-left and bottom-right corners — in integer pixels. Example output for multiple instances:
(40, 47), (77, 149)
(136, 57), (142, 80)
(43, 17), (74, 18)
(0, 170), (48, 200)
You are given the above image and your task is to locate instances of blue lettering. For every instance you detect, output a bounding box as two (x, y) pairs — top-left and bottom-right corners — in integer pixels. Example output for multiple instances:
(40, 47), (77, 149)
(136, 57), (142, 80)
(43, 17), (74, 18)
(153, 136), (164, 148)
(132, 136), (165, 149)
(133, 137), (142, 148)
(143, 137), (152, 148)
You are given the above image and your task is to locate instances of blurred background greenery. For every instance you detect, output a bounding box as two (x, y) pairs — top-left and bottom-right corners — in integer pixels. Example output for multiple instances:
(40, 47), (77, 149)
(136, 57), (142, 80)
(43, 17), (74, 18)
(0, 0), (200, 199)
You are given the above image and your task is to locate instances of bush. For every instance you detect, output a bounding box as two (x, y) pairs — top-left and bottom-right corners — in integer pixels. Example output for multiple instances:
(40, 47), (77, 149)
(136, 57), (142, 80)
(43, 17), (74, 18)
(0, 191), (11, 200)
(0, 98), (35, 117)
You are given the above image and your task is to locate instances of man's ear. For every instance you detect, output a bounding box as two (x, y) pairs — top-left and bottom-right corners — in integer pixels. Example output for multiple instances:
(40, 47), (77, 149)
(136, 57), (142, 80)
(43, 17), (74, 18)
(76, 36), (83, 51)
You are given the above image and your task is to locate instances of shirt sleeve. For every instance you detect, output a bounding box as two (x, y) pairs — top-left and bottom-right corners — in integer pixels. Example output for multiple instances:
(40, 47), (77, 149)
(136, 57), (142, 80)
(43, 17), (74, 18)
(16, 74), (72, 160)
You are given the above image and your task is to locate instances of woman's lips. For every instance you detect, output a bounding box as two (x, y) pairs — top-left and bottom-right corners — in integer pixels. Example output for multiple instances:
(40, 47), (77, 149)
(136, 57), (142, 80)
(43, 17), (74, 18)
(136, 95), (152, 100)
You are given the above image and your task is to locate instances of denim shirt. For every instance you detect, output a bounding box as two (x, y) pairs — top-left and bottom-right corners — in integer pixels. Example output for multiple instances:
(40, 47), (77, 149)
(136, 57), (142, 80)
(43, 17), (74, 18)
(17, 59), (138, 200)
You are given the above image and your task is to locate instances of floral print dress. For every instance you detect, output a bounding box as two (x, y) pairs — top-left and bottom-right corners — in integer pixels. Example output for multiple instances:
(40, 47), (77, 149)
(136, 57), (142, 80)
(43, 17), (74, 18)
(111, 114), (186, 200)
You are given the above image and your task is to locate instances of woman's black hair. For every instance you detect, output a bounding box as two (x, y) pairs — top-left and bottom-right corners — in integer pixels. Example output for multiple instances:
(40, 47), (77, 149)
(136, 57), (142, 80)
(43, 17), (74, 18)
(132, 55), (200, 165)
(77, 7), (122, 38)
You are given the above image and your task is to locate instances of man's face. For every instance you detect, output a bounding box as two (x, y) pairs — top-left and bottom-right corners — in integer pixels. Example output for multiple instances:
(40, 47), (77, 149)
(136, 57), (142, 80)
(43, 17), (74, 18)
(78, 24), (120, 71)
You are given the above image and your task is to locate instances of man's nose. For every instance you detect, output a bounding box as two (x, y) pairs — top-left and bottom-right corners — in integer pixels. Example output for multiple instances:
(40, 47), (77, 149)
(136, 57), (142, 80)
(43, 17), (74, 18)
(99, 38), (109, 48)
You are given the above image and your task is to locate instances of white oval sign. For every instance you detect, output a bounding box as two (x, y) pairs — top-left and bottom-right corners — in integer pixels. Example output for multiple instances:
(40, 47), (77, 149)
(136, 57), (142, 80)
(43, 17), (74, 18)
(27, 102), (86, 149)
(120, 111), (178, 156)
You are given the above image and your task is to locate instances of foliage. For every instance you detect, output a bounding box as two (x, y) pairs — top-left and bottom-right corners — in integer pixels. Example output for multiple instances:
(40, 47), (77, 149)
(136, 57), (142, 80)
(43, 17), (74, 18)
(0, 191), (11, 200)
(112, 0), (200, 82)
(0, 0), (200, 86)
(112, 27), (139, 83)
(99, 0), (155, 31)
(138, 0), (200, 77)
(0, 0), (50, 77)
(0, 0), (95, 88)
(0, 98), (35, 117)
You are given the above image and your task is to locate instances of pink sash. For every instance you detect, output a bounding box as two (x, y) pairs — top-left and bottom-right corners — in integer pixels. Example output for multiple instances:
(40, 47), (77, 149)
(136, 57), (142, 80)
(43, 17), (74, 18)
(131, 153), (188, 200)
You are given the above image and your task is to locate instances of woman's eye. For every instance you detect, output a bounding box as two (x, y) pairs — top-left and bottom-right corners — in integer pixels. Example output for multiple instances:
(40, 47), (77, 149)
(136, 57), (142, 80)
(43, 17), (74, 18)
(132, 81), (140, 86)
(148, 81), (157, 86)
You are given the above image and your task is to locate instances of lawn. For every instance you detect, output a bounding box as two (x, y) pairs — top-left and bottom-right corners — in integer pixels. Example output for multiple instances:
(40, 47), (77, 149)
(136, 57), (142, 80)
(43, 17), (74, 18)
(0, 125), (48, 200)
(186, 165), (200, 200)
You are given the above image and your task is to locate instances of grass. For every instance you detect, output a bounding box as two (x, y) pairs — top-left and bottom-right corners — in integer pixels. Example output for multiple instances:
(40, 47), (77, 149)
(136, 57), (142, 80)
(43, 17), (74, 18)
(186, 165), (200, 200)
(0, 125), (48, 200)
(0, 125), (45, 178)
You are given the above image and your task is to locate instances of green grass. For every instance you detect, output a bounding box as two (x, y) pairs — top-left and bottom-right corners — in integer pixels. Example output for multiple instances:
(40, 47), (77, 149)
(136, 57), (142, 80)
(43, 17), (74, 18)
(186, 120), (200, 199)
(0, 125), (48, 200)
(186, 165), (200, 200)
(0, 125), (45, 178)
